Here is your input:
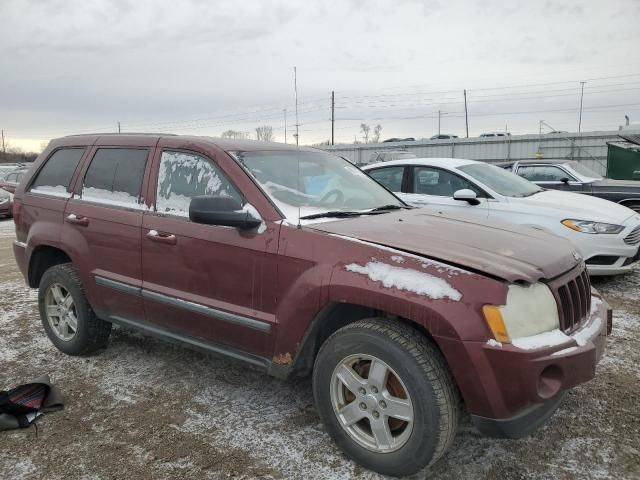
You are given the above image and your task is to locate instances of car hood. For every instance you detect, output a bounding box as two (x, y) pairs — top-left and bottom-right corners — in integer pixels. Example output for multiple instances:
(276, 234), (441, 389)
(509, 190), (636, 223)
(309, 209), (580, 283)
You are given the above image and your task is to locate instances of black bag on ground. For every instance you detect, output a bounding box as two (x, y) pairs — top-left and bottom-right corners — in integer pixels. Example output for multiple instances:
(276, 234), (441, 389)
(0, 375), (64, 431)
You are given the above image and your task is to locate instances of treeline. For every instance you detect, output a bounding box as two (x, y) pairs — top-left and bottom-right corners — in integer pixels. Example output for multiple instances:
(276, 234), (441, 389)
(0, 150), (38, 164)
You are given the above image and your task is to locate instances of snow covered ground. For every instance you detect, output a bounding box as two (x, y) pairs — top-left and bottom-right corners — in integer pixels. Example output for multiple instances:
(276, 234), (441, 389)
(0, 217), (638, 480)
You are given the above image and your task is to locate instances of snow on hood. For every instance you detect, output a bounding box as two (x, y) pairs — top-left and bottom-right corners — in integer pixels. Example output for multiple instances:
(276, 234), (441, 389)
(510, 190), (637, 224)
(345, 261), (462, 301)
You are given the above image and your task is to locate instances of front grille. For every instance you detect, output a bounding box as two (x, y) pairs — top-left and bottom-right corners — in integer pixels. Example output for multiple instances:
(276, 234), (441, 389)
(549, 267), (591, 333)
(624, 225), (640, 245)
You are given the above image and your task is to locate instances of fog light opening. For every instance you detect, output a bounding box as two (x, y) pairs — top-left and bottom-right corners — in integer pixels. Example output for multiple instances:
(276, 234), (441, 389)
(537, 365), (563, 400)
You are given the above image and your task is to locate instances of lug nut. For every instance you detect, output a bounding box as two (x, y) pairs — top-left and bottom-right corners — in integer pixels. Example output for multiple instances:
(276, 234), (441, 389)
(359, 402), (367, 410)
(358, 388), (366, 395)
(371, 386), (378, 394)
(373, 411), (380, 418)
(379, 400), (387, 409)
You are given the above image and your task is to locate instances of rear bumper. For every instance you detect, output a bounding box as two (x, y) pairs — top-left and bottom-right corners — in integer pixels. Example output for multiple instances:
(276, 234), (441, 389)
(438, 292), (610, 437)
(13, 240), (28, 283)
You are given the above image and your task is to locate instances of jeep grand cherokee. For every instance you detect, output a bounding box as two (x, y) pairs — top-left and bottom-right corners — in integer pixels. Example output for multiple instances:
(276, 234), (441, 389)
(12, 134), (610, 477)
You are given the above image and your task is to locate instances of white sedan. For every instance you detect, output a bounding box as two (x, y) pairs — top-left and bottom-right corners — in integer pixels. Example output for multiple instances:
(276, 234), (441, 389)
(362, 158), (640, 275)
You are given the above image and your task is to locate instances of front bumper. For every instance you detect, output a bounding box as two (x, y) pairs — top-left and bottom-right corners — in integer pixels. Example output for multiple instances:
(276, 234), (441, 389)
(0, 201), (10, 216)
(568, 221), (640, 276)
(438, 292), (610, 438)
(586, 245), (639, 275)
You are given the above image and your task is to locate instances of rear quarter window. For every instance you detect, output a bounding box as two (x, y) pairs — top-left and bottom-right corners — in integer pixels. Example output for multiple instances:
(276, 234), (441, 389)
(29, 148), (86, 196)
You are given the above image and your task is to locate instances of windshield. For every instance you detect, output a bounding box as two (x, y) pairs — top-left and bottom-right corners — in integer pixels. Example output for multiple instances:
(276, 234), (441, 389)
(458, 163), (543, 197)
(566, 161), (603, 180)
(234, 150), (403, 221)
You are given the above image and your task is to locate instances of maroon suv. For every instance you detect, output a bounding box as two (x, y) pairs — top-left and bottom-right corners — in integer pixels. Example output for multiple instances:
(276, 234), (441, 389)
(13, 134), (610, 477)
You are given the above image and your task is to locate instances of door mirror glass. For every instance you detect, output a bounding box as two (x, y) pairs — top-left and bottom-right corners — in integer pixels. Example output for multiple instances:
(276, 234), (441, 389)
(453, 188), (480, 205)
(189, 196), (262, 230)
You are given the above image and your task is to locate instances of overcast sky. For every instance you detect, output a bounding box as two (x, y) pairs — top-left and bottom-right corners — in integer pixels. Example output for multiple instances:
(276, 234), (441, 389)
(1, 0), (639, 152)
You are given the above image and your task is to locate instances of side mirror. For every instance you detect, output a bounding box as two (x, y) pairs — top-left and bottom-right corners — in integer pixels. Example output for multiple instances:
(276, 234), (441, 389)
(189, 196), (262, 230)
(453, 189), (480, 206)
(560, 177), (570, 184)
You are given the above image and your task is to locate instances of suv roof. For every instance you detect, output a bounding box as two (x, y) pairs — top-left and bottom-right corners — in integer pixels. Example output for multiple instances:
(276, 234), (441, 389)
(51, 134), (314, 153)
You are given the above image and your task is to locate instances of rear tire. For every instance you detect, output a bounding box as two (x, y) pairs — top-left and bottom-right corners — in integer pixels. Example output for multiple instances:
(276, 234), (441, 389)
(38, 263), (111, 355)
(312, 318), (460, 477)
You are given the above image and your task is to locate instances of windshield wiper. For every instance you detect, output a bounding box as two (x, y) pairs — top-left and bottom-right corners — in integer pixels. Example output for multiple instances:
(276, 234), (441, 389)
(299, 210), (366, 220)
(300, 208), (400, 220)
(368, 204), (409, 212)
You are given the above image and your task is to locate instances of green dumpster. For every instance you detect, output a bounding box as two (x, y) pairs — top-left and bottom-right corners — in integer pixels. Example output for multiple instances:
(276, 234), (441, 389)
(607, 136), (640, 180)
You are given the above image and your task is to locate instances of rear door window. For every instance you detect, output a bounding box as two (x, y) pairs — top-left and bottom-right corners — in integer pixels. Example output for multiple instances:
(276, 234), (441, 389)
(155, 150), (242, 217)
(368, 166), (405, 192)
(29, 148), (85, 197)
(81, 148), (148, 207)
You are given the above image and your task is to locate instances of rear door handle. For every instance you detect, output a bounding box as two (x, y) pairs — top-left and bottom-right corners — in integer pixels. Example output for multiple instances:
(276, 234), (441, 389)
(66, 214), (89, 227)
(146, 230), (177, 245)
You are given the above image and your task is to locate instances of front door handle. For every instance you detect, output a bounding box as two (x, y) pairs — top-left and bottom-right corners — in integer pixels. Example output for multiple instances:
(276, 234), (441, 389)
(146, 230), (177, 245)
(66, 214), (90, 227)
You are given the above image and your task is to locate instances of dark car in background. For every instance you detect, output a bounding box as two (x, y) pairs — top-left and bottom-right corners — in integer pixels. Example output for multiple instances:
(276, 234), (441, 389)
(0, 169), (26, 194)
(499, 159), (640, 213)
(0, 189), (11, 217)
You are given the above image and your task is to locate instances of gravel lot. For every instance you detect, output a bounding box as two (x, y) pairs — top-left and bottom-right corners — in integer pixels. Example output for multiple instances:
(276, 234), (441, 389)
(0, 218), (638, 480)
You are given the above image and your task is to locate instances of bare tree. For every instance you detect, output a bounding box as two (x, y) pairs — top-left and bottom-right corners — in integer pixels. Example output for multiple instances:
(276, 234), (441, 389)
(255, 125), (274, 142)
(372, 124), (383, 143)
(221, 130), (250, 139)
(360, 123), (371, 143)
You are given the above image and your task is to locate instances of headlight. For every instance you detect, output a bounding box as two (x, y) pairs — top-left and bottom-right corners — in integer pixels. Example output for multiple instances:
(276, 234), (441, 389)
(483, 283), (559, 342)
(561, 219), (624, 234)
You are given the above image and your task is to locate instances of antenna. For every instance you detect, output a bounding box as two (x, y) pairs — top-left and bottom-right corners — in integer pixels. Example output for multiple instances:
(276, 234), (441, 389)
(294, 67), (299, 146)
(283, 108), (287, 144)
(294, 66), (301, 229)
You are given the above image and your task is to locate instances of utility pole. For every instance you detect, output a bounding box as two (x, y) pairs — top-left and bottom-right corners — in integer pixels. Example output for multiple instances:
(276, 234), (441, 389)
(438, 110), (441, 136)
(283, 109), (287, 144)
(118, 121), (121, 133)
(464, 90), (469, 138)
(578, 81), (586, 133)
(1, 129), (5, 154)
(331, 90), (335, 146)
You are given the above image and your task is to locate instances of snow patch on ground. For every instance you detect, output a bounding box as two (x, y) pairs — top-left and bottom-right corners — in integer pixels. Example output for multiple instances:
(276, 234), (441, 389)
(345, 261), (462, 301)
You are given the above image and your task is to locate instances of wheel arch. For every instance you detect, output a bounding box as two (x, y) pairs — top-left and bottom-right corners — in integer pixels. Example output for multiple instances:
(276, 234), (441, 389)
(282, 302), (449, 380)
(28, 244), (73, 288)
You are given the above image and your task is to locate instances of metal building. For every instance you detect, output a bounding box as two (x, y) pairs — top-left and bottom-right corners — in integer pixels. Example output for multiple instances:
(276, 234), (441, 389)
(322, 130), (640, 176)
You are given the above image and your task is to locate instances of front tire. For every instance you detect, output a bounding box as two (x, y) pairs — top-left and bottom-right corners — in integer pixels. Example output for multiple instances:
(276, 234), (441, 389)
(38, 263), (111, 355)
(312, 318), (460, 477)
